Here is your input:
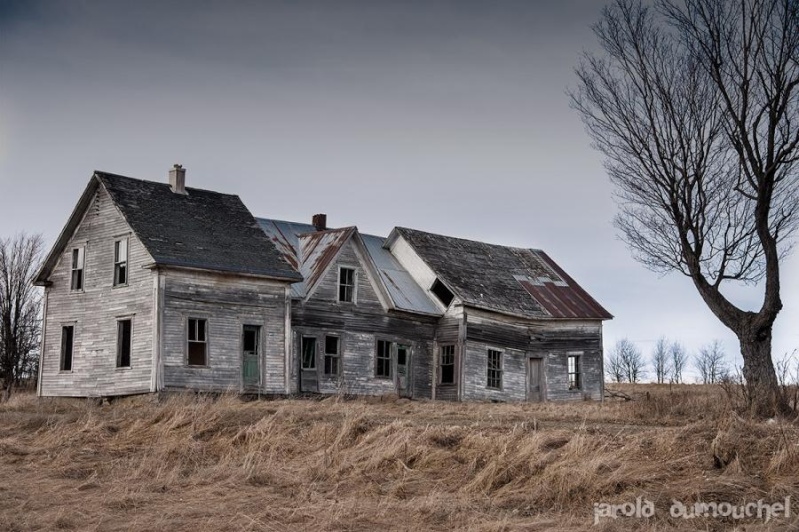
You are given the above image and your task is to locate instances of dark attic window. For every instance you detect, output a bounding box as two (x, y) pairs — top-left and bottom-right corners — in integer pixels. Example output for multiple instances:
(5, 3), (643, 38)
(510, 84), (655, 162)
(430, 279), (454, 307)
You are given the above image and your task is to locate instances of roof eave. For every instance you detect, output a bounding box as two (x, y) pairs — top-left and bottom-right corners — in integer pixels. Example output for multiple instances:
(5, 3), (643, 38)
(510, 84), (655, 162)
(145, 261), (303, 283)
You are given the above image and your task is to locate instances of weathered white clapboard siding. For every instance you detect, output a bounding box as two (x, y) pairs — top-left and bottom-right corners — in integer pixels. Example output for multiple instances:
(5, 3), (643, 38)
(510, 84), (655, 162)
(465, 311), (604, 402)
(462, 341), (529, 402)
(39, 187), (155, 397)
(160, 270), (288, 394)
(294, 239), (438, 398)
(433, 308), (462, 402)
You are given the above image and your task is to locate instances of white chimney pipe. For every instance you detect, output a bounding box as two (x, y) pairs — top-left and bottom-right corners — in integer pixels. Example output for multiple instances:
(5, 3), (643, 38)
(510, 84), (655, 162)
(169, 164), (186, 194)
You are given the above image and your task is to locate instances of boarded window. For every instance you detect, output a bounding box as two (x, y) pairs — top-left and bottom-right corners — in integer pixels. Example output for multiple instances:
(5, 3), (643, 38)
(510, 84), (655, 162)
(376, 339), (392, 378)
(430, 279), (454, 307)
(187, 318), (208, 366)
(487, 349), (502, 390)
(70, 248), (84, 291)
(338, 267), (355, 302)
(117, 319), (132, 367)
(114, 238), (128, 286)
(568, 355), (581, 390)
(60, 325), (74, 371)
(324, 335), (340, 375)
(439, 344), (455, 384)
(301, 336), (316, 370)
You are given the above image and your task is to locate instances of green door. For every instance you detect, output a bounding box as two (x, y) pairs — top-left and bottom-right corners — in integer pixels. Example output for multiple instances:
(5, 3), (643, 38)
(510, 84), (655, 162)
(242, 325), (261, 390)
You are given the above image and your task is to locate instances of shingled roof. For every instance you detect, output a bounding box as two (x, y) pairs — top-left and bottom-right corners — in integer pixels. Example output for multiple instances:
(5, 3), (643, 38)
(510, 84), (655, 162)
(391, 227), (612, 320)
(36, 172), (302, 284)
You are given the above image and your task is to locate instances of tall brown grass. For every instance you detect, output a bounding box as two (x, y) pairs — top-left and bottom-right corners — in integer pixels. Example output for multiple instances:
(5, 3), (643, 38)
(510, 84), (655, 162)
(0, 384), (796, 531)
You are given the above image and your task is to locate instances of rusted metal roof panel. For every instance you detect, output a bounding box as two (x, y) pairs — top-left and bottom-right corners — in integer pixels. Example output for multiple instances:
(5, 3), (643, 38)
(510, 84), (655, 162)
(298, 227), (355, 294)
(525, 250), (613, 320)
(361, 234), (442, 316)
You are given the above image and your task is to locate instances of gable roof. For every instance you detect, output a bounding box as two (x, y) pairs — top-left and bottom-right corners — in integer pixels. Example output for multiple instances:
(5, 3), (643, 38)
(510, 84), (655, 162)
(35, 172), (302, 284)
(390, 227), (612, 320)
(258, 219), (442, 315)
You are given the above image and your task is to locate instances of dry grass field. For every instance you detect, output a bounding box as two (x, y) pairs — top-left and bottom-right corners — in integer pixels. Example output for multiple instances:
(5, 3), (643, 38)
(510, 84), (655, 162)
(0, 385), (797, 531)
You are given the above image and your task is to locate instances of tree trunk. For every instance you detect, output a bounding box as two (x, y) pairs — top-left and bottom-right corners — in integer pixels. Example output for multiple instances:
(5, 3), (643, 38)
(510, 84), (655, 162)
(739, 326), (788, 417)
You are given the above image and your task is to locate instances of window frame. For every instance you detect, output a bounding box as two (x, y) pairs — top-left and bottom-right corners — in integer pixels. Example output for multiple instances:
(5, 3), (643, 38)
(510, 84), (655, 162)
(439, 344), (456, 385)
(337, 266), (357, 303)
(323, 335), (341, 376)
(486, 349), (503, 390)
(70, 247), (85, 291)
(113, 237), (129, 287)
(60, 324), (75, 372)
(187, 318), (209, 367)
(567, 354), (582, 391)
(301, 336), (317, 370)
(375, 339), (393, 379)
(116, 318), (133, 368)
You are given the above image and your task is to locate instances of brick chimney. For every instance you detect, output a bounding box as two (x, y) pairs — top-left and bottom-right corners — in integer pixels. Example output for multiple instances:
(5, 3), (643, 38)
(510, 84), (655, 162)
(169, 164), (186, 194)
(312, 213), (327, 231)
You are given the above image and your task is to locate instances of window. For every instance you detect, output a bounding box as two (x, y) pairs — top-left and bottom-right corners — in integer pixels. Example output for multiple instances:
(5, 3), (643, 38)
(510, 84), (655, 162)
(376, 340), (392, 378)
(487, 349), (503, 390)
(117, 319), (132, 367)
(60, 325), (74, 371)
(301, 336), (317, 370)
(439, 344), (455, 384)
(187, 318), (208, 366)
(338, 267), (355, 302)
(430, 279), (454, 307)
(324, 336), (340, 375)
(114, 238), (128, 286)
(70, 248), (84, 291)
(568, 355), (581, 390)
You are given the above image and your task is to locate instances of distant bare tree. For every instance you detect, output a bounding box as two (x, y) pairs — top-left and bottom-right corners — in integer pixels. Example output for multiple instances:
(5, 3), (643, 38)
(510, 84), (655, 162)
(572, 0), (799, 416)
(670, 342), (688, 384)
(652, 337), (672, 384)
(605, 343), (625, 383)
(609, 338), (646, 383)
(0, 234), (43, 401)
(694, 340), (730, 384)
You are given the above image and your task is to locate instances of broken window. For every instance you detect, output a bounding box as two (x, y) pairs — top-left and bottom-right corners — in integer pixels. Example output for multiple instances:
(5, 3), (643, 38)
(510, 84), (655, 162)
(324, 335), (340, 375)
(487, 349), (502, 390)
(187, 318), (208, 366)
(439, 344), (455, 384)
(376, 339), (392, 378)
(301, 336), (317, 370)
(430, 279), (454, 307)
(568, 355), (581, 390)
(114, 238), (128, 286)
(60, 325), (74, 371)
(338, 267), (355, 302)
(70, 247), (84, 291)
(117, 319), (132, 367)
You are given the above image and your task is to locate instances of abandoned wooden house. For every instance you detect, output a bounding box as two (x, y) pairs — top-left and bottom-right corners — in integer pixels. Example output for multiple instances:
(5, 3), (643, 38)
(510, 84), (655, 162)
(35, 167), (612, 402)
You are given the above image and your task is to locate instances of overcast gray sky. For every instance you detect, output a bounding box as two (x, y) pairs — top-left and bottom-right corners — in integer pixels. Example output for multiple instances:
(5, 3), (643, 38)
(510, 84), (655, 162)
(1, 0), (797, 378)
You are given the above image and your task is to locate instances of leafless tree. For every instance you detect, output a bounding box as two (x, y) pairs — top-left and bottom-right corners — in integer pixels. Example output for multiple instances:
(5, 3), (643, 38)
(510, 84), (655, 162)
(572, 0), (799, 415)
(652, 337), (672, 383)
(0, 234), (43, 401)
(694, 339), (730, 384)
(609, 338), (646, 383)
(670, 342), (688, 384)
(605, 342), (626, 383)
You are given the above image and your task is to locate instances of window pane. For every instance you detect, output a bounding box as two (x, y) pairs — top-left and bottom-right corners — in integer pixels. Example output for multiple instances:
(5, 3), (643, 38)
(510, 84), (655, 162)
(397, 346), (407, 366)
(116, 239), (128, 262)
(61, 326), (74, 371)
(188, 319), (197, 341)
(118, 320), (132, 367)
(117, 264), (127, 285)
(301, 337), (316, 369)
(325, 336), (339, 355)
(188, 342), (207, 366)
(243, 328), (257, 353)
(197, 319), (206, 341)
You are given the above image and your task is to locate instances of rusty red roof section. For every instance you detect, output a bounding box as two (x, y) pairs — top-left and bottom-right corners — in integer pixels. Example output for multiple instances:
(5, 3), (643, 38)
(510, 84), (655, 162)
(298, 227), (356, 293)
(521, 250), (613, 320)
